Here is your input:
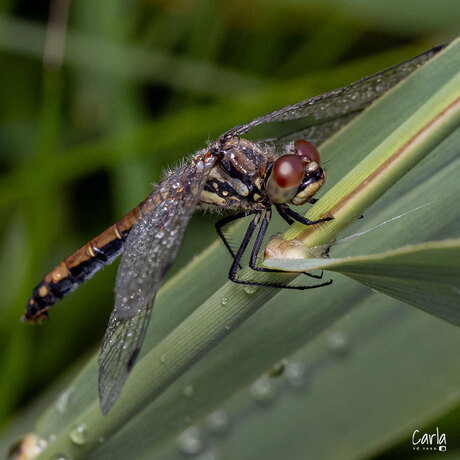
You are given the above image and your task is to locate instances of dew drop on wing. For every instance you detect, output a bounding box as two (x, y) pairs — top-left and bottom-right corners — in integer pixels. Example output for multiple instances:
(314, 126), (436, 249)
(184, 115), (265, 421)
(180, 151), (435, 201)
(97, 154), (215, 414)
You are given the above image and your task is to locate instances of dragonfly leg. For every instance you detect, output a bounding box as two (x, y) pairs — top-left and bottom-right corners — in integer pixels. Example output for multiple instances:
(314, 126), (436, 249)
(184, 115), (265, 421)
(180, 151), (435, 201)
(248, 209), (326, 281)
(274, 204), (294, 225)
(215, 212), (249, 268)
(229, 212), (333, 290)
(277, 204), (333, 226)
(248, 209), (286, 274)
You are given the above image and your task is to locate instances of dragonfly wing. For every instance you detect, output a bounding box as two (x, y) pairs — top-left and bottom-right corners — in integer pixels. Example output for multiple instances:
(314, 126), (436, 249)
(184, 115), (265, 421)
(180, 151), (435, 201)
(98, 302), (152, 414)
(271, 112), (358, 148)
(225, 46), (443, 140)
(98, 151), (215, 414)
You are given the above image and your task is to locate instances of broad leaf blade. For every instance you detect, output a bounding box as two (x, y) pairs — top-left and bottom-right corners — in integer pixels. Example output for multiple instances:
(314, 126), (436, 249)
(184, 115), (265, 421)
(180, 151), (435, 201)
(266, 240), (460, 325)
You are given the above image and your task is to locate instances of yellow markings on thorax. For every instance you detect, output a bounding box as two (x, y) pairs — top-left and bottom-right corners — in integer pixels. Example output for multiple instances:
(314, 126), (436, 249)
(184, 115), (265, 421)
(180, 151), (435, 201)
(200, 189), (227, 207)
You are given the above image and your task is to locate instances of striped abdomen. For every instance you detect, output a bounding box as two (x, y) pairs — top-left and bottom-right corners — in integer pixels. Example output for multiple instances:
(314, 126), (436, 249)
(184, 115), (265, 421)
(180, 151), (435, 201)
(24, 198), (148, 322)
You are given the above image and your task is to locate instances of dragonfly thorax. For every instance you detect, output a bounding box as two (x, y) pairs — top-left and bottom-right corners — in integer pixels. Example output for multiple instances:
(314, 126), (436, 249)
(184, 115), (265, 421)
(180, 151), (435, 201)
(199, 137), (325, 212)
(199, 137), (273, 211)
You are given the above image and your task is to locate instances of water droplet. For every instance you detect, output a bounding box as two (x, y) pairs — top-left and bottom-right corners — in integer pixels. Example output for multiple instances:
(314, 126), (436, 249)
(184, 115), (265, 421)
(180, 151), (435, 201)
(249, 376), (275, 403)
(206, 410), (229, 433)
(184, 415), (192, 424)
(37, 438), (48, 451)
(175, 426), (203, 455)
(51, 455), (70, 460)
(286, 362), (307, 386)
(269, 359), (288, 377)
(160, 354), (167, 363)
(55, 387), (75, 414)
(98, 437), (105, 443)
(326, 330), (349, 355)
(221, 296), (228, 306)
(183, 384), (194, 397)
(244, 285), (258, 295)
(197, 449), (217, 460)
(49, 433), (56, 442)
(69, 424), (88, 445)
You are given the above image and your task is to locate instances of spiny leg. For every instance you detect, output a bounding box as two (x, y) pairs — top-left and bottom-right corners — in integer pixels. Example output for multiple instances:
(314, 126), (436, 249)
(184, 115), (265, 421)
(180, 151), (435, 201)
(248, 210), (306, 273)
(229, 212), (333, 290)
(248, 209), (281, 274)
(277, 203), (333, 226)
(228, 213), (260, 286)
(275, 204), (295, 225)
(218, 210), (323, 281)
(215, 212), (248, 268)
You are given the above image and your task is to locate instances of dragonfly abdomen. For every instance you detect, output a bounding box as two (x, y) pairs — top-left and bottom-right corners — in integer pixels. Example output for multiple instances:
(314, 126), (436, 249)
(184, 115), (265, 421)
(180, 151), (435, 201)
(24, 202), (144, 322)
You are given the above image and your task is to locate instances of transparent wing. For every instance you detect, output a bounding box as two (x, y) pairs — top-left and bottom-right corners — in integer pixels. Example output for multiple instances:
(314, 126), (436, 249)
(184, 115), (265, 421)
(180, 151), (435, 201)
(224, 46), (444, 145)
(98, 152), (215, 414)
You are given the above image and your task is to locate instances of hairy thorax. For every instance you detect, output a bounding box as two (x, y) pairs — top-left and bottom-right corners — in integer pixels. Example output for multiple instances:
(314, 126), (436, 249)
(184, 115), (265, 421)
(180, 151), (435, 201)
(199, 137), (274, 212)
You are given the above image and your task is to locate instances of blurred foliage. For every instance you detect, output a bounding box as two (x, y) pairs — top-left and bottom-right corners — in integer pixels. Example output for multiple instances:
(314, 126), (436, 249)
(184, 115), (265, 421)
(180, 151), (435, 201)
(0, 0), (458, 457)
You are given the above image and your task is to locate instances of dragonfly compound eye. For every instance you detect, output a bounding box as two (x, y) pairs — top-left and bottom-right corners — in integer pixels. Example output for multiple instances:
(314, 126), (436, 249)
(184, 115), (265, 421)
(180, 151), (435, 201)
(265, 154), (304, 204)
(294, 139), (321, 164)
(290, 139), (326, 206)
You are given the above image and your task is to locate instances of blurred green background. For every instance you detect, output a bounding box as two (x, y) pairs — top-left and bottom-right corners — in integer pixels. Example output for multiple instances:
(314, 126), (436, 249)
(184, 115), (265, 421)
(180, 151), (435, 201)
(0, 0), (458, 452)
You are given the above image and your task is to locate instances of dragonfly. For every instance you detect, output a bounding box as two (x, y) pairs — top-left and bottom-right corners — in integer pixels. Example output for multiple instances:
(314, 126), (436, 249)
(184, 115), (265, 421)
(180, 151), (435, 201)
(24, 46), (442, 414)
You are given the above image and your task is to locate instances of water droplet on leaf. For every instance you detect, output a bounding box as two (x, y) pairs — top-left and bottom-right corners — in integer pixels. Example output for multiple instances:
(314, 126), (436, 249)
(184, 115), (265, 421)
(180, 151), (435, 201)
(69, 424), (88, 445)
(286, 362), (307, 386)
(55, 387), (75, 414)
(249, 376), (275, 403)
(269, 359), (288, 377)
(206, 410), (229, 433)
(327, 330), (349, 355)
(244, 285), (258, 295)
(175, 426), (203, 455)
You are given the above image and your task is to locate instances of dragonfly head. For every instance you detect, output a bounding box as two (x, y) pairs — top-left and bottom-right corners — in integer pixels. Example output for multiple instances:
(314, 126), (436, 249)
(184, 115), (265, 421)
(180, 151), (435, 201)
(265, 139), (325, 206)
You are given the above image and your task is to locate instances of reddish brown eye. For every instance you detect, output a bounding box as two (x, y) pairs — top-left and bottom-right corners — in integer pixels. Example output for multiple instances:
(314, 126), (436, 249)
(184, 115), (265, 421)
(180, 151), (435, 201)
(272, 154), (304, 188)
(294, 139), (320, 164)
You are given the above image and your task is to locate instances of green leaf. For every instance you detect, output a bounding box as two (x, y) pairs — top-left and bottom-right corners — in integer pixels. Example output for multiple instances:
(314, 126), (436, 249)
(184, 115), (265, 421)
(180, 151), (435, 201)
(154, 293), (460, 460)
(265, 239), (460, 325)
